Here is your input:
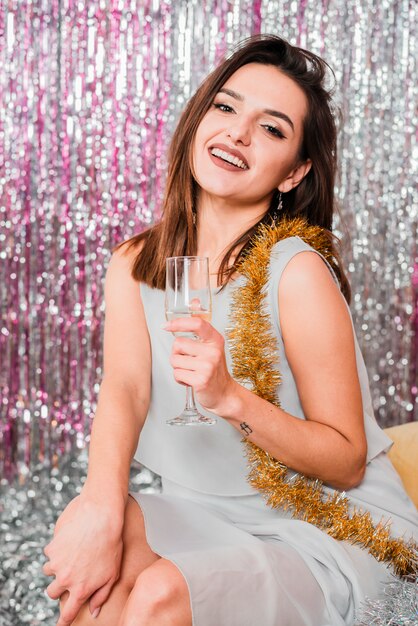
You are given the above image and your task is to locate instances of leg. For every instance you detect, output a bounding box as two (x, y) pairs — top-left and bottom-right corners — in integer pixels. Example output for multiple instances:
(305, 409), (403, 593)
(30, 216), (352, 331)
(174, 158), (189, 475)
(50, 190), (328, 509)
(118, 558), (193, 626)
(61, 495), (160, 625)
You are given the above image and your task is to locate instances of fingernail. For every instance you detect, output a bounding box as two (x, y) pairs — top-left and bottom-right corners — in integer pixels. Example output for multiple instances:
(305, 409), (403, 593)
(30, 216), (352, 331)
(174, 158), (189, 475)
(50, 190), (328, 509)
(92, 607), (101, 619)
(161, 322), (170, 330)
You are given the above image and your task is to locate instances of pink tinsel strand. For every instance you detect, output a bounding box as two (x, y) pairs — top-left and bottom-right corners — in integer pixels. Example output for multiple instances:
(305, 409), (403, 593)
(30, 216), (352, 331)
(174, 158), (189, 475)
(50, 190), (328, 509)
(252, 0), (262, 34)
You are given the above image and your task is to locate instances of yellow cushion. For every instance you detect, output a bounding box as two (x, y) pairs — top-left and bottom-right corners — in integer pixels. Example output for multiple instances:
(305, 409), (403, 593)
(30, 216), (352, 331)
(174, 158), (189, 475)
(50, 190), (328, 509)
(384, 423), (418, 509)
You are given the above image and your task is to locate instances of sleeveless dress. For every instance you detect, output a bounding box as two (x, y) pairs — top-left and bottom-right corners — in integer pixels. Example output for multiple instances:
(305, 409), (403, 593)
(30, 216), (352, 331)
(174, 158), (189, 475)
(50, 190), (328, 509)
(129, 236), (418, 626)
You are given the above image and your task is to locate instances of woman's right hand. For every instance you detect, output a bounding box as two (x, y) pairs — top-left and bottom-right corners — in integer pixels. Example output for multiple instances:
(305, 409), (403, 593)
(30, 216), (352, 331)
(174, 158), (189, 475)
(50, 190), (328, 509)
(43, 491), (125, 626)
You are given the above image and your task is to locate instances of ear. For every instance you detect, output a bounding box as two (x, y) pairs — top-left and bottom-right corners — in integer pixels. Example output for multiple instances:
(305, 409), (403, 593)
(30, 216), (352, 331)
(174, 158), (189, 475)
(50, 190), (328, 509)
(278, 159), (312, 193)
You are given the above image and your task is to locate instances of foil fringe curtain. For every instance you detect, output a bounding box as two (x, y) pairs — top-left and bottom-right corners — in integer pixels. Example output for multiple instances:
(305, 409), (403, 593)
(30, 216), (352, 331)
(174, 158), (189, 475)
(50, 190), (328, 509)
(0, 0), (417, 484)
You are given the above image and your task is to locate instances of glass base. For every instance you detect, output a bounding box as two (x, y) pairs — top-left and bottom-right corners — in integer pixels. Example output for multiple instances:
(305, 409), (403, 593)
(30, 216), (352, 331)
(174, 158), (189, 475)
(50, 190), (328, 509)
(166, 408), (216, 426)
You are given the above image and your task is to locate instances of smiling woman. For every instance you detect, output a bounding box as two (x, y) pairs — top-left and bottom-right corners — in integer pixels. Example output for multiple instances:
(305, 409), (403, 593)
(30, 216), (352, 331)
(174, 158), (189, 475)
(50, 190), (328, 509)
(43, 34), (418, 626)
(192, 63), (310, 214)
(120, 35), (345, 293)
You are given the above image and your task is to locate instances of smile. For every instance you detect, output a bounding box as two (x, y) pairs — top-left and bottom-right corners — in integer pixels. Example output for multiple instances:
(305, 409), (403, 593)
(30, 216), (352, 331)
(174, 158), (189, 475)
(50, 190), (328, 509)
(210, 147), (249, 170)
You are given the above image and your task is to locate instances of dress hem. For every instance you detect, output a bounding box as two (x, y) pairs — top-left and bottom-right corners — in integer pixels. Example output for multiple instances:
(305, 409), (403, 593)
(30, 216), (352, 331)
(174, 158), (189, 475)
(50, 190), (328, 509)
(128, 491), (197, 626)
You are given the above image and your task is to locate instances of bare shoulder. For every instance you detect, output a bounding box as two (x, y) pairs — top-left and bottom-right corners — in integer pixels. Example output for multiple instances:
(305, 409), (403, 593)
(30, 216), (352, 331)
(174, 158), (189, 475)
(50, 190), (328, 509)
(278, 249), (354, 373)
(278, 249), (349, 323)
(102, 238), (151, 398)
(107, 237), (144, 274)
(105, 239), (145, 302)
(279, 248), (339, 288)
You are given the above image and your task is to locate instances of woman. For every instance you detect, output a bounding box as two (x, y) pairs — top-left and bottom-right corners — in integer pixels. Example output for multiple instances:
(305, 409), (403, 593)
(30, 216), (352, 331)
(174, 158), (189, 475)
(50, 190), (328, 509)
(43, 34), (418, 626)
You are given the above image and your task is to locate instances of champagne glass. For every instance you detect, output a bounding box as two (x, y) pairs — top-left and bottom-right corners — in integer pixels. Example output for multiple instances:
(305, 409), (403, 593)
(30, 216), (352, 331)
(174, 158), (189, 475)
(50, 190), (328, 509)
(165, 256), (216, 426)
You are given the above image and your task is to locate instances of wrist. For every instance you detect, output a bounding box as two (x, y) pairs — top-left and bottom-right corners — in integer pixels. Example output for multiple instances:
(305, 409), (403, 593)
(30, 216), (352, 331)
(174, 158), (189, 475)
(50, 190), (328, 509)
(84, 467), (130, 503)
(80, 482), (127, 530)
(213, 378), (246, 420)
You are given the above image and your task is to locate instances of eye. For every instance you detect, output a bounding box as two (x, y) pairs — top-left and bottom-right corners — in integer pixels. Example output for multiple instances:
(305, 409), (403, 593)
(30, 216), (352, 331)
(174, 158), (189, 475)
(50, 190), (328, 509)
(213, 102), (234, 113)
(262, 124), (285, 139)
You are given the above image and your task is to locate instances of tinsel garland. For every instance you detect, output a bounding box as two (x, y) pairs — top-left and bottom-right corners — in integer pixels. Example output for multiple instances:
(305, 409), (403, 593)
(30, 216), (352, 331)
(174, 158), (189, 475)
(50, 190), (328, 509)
(227, 216), (418, 578)
(356, 576), (418, 625)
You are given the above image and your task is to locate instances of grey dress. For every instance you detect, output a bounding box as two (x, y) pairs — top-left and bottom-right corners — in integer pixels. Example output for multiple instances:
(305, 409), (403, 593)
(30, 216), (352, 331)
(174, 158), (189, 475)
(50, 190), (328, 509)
(130, 236), (418, 626)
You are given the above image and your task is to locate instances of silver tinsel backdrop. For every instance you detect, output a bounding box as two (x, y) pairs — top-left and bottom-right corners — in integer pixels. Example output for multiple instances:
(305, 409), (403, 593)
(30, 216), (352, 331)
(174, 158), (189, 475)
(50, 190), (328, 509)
(0, 0), (417, 624)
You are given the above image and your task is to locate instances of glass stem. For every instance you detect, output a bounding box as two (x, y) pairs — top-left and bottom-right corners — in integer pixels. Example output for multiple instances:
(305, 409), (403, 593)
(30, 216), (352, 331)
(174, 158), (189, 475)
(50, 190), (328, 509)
(185, 385), (197, 411)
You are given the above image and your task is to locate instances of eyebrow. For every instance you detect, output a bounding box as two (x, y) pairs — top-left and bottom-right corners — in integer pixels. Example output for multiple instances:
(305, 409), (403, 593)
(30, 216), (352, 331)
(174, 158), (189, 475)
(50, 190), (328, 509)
(218, 87), (295, 132)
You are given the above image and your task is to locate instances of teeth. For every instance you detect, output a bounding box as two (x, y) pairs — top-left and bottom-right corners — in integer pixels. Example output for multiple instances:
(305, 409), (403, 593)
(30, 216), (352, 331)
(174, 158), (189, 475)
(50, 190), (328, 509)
(211, 148), (248, 170)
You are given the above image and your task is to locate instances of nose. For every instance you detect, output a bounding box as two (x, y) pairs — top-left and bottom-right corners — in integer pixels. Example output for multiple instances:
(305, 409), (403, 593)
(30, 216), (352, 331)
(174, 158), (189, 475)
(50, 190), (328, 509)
(226, 116), (251, 145)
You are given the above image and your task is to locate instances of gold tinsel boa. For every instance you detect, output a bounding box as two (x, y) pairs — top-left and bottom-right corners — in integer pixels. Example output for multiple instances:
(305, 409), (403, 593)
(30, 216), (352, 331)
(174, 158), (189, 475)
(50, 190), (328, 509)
(227, 216), (418, 577)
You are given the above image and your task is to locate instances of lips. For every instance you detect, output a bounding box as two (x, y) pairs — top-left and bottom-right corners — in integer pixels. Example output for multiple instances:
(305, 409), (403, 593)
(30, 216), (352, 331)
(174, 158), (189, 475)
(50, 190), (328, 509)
(209, 143), (249, 169)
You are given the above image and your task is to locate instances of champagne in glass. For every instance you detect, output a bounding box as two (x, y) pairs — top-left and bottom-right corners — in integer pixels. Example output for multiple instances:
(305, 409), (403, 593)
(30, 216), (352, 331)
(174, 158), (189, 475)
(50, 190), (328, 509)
(165, 256), (216, 426)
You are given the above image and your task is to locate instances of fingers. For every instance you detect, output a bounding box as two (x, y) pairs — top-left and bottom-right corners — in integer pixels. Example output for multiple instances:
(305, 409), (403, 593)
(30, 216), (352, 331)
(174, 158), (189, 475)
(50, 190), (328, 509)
(170, 353), (220, 378)
(170, 345), (223, 376)
(42, 560), (54, 576)
(170, 359), (216, 389)
(46, 578), (67, 601)
(168, 329), (227, 390)
(171, 334), (224, 358)
(172, 336), (201, 355)
(170, 354), (197, 371)
(165, 317), (218, 342)
(88, 579), (115, 618)
(170, 368), (198, 388)
(56, 587), (89, 626)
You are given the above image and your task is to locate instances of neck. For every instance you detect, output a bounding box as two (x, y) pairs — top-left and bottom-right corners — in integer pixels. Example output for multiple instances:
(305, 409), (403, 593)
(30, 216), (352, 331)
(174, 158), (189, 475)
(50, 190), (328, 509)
(195, 192), (270, 272)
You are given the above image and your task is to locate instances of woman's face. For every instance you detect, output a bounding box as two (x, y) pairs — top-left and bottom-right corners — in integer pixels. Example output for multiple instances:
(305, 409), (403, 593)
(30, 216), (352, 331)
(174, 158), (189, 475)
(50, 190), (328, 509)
(191, 63), (311, 210)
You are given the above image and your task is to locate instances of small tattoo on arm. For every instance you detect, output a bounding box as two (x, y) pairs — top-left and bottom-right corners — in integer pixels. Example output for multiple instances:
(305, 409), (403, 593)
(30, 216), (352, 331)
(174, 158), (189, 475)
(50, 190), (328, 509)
(240, 421), (253, 436)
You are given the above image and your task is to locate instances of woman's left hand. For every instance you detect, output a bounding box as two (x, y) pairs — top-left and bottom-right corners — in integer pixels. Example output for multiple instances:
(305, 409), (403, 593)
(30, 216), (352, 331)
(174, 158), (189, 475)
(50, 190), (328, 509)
(164, 317), (237, 414)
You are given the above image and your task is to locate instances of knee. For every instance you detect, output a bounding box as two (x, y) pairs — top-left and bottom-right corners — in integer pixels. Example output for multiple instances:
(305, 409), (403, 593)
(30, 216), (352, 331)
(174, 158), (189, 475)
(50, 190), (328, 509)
(134, 563), (181, 614)
(125, 561), (186, 620)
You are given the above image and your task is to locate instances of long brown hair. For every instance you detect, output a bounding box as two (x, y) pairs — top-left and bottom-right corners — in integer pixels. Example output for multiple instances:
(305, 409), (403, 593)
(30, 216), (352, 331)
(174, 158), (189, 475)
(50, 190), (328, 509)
(114, 34), (351, 303)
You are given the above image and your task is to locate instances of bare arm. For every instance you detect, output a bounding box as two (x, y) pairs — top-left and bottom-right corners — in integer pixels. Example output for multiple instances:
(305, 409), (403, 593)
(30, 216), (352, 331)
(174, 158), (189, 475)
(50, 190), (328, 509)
(218, 251), (367, 489)
(167, 251), (367, 490)
(83, 241), (151, 510)
(43, 240), (151, 625)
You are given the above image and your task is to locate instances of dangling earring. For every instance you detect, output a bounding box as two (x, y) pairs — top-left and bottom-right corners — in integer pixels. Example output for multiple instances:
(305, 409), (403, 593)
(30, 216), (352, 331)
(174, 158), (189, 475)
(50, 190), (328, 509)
(277, 191), (283, 212)
(192, 209), (197, 225)
(271, 191), (283, 222)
